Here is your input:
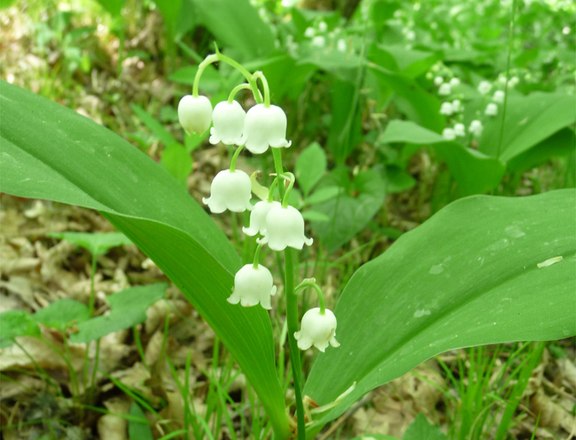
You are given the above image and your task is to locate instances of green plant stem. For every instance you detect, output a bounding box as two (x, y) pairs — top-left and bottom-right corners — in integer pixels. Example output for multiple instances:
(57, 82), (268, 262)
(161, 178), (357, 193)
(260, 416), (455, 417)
(228, 83), (256, 103)
(272, 149), (285, 199)
(295, 278), (326, 313)
(88, 253), (97, 316)
(229, 146), (244, 172)
(284, 248), (306, 440)
(253, 71), (271, 107)
(193, 52), (263, 105)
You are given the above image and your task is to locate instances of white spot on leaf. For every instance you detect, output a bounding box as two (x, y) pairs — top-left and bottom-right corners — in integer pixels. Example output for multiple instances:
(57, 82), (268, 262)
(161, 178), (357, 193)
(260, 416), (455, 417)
(537, 256), (563, 268)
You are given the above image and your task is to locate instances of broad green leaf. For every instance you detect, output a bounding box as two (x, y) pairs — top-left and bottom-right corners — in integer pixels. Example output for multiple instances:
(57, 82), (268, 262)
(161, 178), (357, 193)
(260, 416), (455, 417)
(33, 299), (90, 332)
(403, 414), (447, 440)
(49, 232), (132, 257)
(0, 82), (289, 438)
(189, 0), (275, 58)
(0, 311), (40, 348)
(507, 128), (576, 173)
(379, 120), (505, 195)
(305, 186), (342, 205)
(128, 402), (154, 440)
(367, 53), (443, 132)
(161, 143), (193, 185)
(479, 93), (576, 162)
(70, 284), (166, 343)
(327, 78), (364, 164)
(96, 0), (124, 16)
(305, 189), (576, 429)
(296, 143), (327, 196)
(131, 104), (180, 149)
(312, 168), (386, 252)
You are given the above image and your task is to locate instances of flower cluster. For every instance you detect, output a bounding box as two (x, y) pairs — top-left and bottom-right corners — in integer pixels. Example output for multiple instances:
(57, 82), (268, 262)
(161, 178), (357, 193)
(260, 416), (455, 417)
(178, 53), (339, 352)
(429, 64), (520, 144)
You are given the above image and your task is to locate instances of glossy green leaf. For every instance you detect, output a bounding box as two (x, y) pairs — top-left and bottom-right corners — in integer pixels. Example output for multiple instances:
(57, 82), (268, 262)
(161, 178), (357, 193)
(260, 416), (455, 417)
(189, 0), (275, 58)
(0, 311), (40, 348)
(479, 93), (576, 162)
(305, 189), (576, 429)
(379, 120), (505, 195)
(49, 231), (133, 257)
(128, 402), (154, 440)
(71, 284), (166, 343)
(312, 168), (386, 252)
(403, 414), (447, 440)
(0, 82), (289, 438)
(34, 299), (90, 332)
(296, 142), (327, 196)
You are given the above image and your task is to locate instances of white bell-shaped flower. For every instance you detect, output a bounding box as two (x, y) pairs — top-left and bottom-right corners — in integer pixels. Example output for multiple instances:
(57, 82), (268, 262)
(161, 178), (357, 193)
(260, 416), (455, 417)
(478, 81), (492, 95)
(258, 204), (313, 251)
(442, 128), (456, 140)
(242, 200), (281, 237)
(438, 83), (452, 96)
(202, 169), (252, 214)
(227, 264), (277, 309)
(294, 307), (340, 352)
(178, 95), (212, 134)
(453, 123), (466, 137)
(493, 90), (505, 104)
(241, 104), (291, 154)
(440, 102), (454, 115)
(469, 119), (483, 136)
(209, 100), (246, 145)
(485, 102), (498, 116)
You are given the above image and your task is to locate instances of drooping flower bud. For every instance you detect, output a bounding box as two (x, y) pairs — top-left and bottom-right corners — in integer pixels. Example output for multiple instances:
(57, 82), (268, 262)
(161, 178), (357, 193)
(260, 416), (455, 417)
(453, 123), (466, 137)
(178, 95), (212, 134)
(438, 83), (452, 96)
(227, 264), (277, 310)
(440, 102), (454, 115)
(469, 119), (483, 136)
(203, 169), (252, 214)
(258, 204), (313, 251)
(478, 81), (492, 95)
(294, 307), (340, 352)
(242, 104), (291, 154)
(209, 100), (246, 145)
(442, 128), (456, 140)
(492, 90), (505, 104)
(242, 200), (281, 237)
(485, 102), (498, 116)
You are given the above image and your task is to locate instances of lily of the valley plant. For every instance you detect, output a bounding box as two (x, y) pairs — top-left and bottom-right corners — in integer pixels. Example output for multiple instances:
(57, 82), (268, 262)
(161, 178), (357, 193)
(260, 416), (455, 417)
(177, 51), (339, 439)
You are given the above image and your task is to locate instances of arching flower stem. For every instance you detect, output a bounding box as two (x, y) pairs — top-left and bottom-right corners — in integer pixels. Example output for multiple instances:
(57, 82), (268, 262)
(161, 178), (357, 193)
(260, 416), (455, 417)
(228, 83), (259, 103)
(252, 71), (271, 107)
(229, 146), (244, 172)
(295, 278), (326, 314)
(280, 172), (295, 208)
(252, 243), (263, 269)
(271, 147), (306, 439)
(192, 51), (263, 105)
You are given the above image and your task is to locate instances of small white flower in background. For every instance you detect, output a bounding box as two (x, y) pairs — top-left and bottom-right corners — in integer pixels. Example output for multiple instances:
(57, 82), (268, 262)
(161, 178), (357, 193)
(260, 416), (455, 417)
(442, 128), (456, 140)
(178, 95), (212, 134)
(438, 83), (452, 96)
(434, 76), (444, 86)
(493, 90), (505, 104)
(304, 27), (315, 38)
(318, 21), (327, 32)
(259, 204), (313, 251)
(405, 29), (416, 41)
(243, 200), (281, 237)
(440, 102), (454, 115)
(294, 307), (340, 352)
(449, 77), (461, 87)
(209, 100), (246, 145)
(242, 104), (291, 154)
(509, 76), (519, 87)
(337, 38), (347, 52)
(453, 123), (466, 137)
(203, 169), (252, 214)
(485, 102), (498, 117)
(478, 81), (492, 95)
(228, 264), (277, 309)
(469, 119), (483, 136)
(451, 99), (462, 112)
(562, 26), (571, 35)
(311, 35), (326, 47)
